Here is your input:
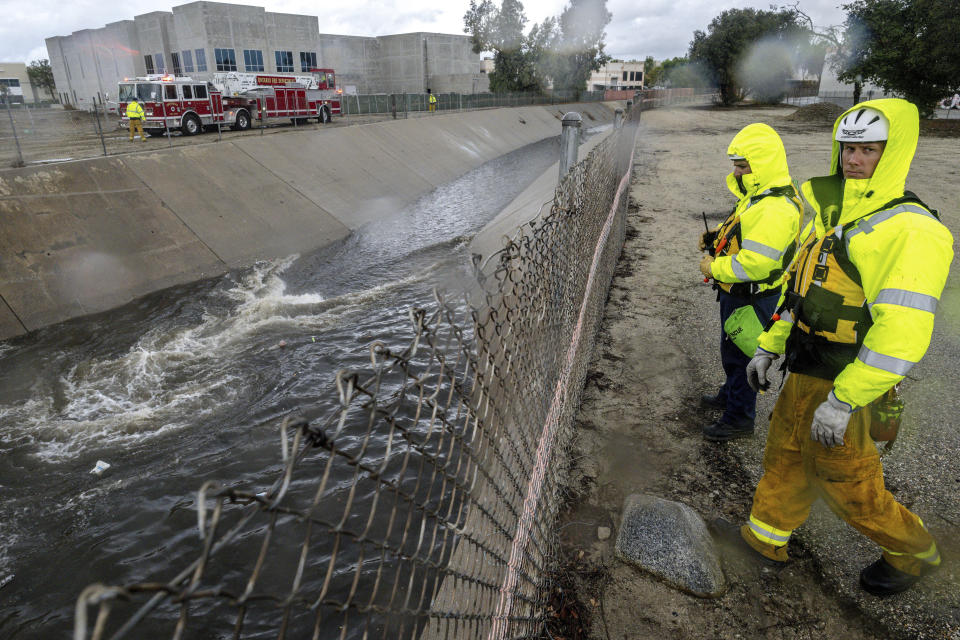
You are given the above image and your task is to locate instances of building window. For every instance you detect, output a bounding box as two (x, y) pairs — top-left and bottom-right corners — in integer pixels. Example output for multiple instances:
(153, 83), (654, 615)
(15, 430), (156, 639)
(154, 53), (165, 73)
(300, 51), (317, 72)
(145, 54), (155, 75)
(195, 48), (207, 72)
(243, 49), (264, 72)
(622, 70), (627, 81)
(275, 50), (293, 73)
(215, 48), (237, 72)
(172, 52), (182, 75)
(182, 50), (194, 73)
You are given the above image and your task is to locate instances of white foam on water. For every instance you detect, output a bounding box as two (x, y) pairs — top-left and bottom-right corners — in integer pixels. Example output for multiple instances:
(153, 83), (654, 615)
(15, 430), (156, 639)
(0, 254), (442, 462)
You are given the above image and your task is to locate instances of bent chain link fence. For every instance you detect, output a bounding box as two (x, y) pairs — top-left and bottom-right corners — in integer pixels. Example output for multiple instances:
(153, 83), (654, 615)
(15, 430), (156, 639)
(73, 103), (646, 640)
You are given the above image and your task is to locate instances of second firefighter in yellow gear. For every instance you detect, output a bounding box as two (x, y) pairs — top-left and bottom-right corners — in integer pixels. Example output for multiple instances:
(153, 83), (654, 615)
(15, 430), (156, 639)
(126, 99), (146, 142)
(700, 123), (801, 442)
(741, 98), (953, 596)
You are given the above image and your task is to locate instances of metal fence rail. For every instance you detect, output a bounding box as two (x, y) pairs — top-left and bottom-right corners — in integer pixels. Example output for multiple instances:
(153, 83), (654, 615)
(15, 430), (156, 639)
(71, 97), (656, 640)
(0, 90), (606, 168)
(341, 90), (606, 116)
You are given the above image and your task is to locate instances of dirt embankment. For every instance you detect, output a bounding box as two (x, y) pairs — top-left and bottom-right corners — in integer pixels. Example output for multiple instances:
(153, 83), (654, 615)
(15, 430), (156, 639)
(553, 105), (960, 640)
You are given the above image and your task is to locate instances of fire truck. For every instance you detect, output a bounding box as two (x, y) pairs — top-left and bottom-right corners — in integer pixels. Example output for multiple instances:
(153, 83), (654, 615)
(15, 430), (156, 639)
(117, 69), (342, 136)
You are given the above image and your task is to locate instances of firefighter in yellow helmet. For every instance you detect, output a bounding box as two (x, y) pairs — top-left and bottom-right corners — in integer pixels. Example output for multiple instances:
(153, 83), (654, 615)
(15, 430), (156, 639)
(724, 98), (953, 595)
(698, 123), (801, 441)
(126, 98), (146, 142)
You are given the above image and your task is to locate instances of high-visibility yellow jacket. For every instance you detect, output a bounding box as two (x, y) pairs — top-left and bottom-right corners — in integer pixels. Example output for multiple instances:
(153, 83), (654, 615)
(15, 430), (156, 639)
(126, 101), (145, 119)
(710, 123), (802, 295)
(428, 94), (437, 104)
(758, 98), (954, 408)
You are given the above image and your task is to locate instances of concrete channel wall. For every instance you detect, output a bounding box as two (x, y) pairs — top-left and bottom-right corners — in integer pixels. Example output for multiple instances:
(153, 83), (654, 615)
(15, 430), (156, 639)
(0, 102), (620, 341)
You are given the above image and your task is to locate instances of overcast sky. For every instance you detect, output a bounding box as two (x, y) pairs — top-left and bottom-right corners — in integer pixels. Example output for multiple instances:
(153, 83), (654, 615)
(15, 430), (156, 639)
(2, 0), (848, 67)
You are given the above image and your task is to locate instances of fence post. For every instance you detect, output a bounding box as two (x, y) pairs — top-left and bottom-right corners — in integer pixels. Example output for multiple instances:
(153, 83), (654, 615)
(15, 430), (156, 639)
(2, 93), (24, 167)
(614, 107), (624, 130)
(558, 111), (582, 184)
(391, 94), (397, 119)
(24, 99), (36, 130)
(92, 97), (107, 156)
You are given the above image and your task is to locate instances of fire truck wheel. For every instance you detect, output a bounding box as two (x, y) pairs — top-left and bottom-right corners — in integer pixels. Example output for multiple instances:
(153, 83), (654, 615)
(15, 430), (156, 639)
(318, 107), (331, 124)
(232, 110), (251, 131)
(181, 114), (202, 136)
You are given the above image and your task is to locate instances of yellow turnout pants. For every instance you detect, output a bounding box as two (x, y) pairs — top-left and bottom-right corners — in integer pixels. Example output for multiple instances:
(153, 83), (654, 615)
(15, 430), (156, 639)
(744, 373), (940, 576)
(128, 118), (145, 141)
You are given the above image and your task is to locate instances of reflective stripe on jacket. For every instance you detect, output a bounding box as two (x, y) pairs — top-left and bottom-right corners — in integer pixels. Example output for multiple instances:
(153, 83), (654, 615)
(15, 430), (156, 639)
(711, 123), (802, 294)
(126, 102), (145, 119)
(757, 98), (954, 408)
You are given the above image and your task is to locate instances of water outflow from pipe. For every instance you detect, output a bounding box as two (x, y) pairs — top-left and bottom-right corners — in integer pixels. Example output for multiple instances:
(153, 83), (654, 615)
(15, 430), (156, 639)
(0, 130), (607, 638)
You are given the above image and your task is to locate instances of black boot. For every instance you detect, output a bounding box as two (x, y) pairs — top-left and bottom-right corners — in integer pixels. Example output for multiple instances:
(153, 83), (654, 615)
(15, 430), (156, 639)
(703, 417), (754, 442)
(860, 557), (931, 596)
(700, 390), (727, 410)
(708, 518), (784, 567)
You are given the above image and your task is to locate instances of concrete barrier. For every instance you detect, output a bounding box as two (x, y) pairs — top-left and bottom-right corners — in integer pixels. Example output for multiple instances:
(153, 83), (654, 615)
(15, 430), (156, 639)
(0, 101), (622, 340)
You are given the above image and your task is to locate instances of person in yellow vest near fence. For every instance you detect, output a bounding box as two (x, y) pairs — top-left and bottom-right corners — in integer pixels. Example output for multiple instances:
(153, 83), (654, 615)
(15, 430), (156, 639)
(698, 123), (802, 442)
(427, 88), (437, 113)
(126, 98), (146, 142)
(715, 99), (953, 596)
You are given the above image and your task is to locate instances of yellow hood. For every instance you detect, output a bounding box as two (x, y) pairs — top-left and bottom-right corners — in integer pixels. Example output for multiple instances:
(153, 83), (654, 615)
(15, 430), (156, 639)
(804, 98), (919, 227)
(725, 123), (792, 198)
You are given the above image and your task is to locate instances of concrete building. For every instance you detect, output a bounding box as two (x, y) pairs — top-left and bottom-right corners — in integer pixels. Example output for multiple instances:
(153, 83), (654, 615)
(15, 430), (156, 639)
(588, 60), (644, 92)
(0, 62), (41, 104)
(46, 1), (487, 110)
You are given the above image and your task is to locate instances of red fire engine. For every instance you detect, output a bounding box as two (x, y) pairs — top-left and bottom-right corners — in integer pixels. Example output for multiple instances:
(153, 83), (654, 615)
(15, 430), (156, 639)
(118, 69), (342, 136)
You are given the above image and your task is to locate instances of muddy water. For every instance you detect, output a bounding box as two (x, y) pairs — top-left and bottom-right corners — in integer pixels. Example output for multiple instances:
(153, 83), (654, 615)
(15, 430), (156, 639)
(0, 130), (600, 638)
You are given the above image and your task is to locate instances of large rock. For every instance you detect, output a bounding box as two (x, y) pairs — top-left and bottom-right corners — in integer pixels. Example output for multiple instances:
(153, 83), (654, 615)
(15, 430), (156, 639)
(614, 493), (725, 598)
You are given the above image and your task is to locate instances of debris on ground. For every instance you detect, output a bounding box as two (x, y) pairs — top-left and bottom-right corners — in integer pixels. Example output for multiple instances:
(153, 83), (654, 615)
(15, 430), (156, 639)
(782, 102), (845, 123)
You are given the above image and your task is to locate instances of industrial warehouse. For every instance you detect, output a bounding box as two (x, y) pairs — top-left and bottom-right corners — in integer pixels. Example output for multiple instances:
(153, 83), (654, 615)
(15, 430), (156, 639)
(45, 0), (488, 109)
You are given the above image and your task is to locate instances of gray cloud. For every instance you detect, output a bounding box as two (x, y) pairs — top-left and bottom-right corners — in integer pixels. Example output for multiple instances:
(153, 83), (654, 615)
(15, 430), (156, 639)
(1, 0), (848, 66)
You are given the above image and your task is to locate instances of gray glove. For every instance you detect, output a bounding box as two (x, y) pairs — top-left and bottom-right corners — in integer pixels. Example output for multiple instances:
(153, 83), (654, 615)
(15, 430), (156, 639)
(746, 347), (779, 392)
(811, 390), (854, 448)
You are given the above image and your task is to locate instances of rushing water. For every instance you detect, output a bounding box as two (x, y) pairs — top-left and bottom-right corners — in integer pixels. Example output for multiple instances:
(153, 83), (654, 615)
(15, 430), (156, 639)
(0, 131), (600, 638)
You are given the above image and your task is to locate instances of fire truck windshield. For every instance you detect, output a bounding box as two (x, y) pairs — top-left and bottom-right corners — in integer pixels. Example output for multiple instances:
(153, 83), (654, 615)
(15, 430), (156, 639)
(119, 83), (162, 102)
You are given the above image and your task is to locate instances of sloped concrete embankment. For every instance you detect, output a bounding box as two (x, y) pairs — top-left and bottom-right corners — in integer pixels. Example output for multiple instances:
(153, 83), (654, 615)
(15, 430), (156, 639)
(0, 102), (619, 341)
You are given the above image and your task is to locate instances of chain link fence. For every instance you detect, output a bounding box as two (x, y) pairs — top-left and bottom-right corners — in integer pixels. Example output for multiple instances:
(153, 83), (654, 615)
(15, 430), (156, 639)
(0, 90), (609, 168)
(340, 90), (606, 116)
(71, 97), (648, 640)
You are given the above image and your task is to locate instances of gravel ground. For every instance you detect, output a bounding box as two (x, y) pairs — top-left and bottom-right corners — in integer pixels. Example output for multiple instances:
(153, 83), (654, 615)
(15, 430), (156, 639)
(555, 104), (960, 640)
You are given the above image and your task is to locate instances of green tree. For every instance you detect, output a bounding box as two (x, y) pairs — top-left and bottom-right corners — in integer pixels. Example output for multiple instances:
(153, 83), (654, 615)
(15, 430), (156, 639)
(660, 56), (711, 89)
(464, 0), (545, 92)
(643, 56), (661, 87)
(550, 0), (612, 95)
(838, 0), (960, 116)
(27, 59), (58, 102)
(689, 8), (806, 105)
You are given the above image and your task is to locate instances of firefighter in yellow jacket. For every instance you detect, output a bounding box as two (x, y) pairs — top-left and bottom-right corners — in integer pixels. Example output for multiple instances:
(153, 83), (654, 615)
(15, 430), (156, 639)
(728, 99), (954, 595)
(698, 123), (801, 441)
(126, 98), (146, 142)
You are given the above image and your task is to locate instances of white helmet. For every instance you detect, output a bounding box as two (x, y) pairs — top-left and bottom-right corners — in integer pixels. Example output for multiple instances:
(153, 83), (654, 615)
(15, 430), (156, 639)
(835, 107), (889, 142)
(728, 153), (746, 160)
